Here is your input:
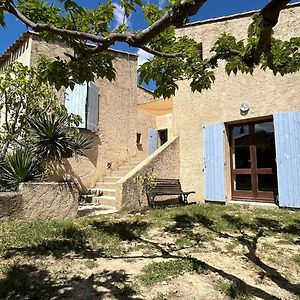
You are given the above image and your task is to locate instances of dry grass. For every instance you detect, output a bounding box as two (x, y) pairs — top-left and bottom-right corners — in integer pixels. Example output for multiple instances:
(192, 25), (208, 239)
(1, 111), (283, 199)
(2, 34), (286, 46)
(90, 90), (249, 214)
(0, 204), (299, 299)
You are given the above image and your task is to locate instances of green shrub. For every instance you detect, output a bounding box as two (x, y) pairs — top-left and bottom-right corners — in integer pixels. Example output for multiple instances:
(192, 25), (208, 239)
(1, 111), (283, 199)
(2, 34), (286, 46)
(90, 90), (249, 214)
(0, 149), (42, 189)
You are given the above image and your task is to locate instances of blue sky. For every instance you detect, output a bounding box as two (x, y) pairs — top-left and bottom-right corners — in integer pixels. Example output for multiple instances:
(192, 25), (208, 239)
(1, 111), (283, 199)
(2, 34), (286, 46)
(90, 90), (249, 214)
(1, 0), (299, 57)
(0, 0), (299, 89)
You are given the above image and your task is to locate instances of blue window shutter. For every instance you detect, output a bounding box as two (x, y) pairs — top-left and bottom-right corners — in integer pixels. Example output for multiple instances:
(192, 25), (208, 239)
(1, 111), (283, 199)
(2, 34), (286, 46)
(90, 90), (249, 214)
(274, 111), (300, 208)
(87, 82), (100, 132)
(148, 128), (158, 155)
(65, 83), (88, 128)
(203, 123), (226, 202)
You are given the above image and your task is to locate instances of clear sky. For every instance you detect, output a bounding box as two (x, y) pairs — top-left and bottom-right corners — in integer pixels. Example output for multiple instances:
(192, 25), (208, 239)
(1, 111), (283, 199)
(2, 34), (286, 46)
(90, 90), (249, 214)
(1, 0), (299, 57)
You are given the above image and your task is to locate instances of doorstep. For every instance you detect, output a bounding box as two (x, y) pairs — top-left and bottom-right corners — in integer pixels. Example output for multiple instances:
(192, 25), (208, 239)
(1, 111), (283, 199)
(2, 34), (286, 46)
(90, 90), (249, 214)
(227, 200), (278, 209)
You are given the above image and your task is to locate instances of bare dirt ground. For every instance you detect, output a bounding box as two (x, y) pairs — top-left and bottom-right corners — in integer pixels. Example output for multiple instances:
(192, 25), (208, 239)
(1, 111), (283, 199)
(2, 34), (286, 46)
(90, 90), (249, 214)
(0, 204), (299, 300)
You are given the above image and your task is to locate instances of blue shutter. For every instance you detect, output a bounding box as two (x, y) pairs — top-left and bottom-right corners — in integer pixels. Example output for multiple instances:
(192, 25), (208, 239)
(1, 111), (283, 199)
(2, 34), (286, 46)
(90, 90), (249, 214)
(274, 111), (300, 208)
(148, 128), (158, 155)
(203, 123), (226, 202)
(65, 83), (88, 128)
(87, 82), (99, 132)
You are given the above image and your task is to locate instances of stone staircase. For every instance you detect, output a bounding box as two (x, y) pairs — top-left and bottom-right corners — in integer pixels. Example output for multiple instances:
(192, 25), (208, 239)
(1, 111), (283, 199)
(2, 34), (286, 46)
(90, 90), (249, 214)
(78, 157), (143, 216)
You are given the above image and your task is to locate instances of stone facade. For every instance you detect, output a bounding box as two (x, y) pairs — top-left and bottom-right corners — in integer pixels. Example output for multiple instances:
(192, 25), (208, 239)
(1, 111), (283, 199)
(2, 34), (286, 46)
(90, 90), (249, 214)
(11, 34), (157, 191)
(0, 192), (22, 220)
(115, 137), (180, 210)
(136, 87), (157, 158)
(0, 182), (78, 220)
(174, 4), (300, 202)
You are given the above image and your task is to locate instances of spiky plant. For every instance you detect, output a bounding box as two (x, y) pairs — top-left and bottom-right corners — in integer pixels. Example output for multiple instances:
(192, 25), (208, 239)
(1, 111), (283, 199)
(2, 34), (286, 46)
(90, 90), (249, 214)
(28, 113), (93, 161)
(0, 149), (42, 189)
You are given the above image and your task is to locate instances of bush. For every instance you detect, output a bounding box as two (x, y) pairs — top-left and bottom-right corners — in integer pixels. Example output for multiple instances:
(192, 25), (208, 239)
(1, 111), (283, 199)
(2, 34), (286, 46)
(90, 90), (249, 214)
(0, 149), (42, 190)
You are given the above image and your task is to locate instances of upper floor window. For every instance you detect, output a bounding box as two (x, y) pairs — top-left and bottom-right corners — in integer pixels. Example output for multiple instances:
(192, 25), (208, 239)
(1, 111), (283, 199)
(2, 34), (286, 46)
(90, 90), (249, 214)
(65, 82), (100, 132)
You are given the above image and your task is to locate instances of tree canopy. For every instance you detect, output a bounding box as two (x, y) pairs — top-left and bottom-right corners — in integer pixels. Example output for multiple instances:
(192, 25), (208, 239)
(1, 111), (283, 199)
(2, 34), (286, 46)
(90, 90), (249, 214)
(0, 0), (299, 98)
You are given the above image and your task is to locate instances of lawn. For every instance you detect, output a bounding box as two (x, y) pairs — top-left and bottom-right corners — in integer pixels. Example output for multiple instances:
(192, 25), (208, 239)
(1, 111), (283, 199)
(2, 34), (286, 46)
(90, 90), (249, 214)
(0, 204), (299, 299)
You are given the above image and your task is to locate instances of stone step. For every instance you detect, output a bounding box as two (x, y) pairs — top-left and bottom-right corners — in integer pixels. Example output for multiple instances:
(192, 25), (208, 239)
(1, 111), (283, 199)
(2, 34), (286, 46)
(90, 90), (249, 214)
(117, 165), (136, 172)
(77, 204), (117, 217)
(80, 194), (93, 204)
(111, 170), (129, 177)
(88, 188), (103, 196)
(99, 188), (116, 197)
(92, 196), (116, 206)
(103, 176), (122, 183)
(95, 182), (116, 189)
(122, 161), (141, 168)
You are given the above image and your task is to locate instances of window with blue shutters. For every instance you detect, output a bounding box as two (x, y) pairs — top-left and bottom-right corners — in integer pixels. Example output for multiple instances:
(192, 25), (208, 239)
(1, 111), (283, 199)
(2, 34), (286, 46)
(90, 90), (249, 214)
(65, 82), (99, 132)
(203, 123), (226, 202)
(274, 111), (300, 208)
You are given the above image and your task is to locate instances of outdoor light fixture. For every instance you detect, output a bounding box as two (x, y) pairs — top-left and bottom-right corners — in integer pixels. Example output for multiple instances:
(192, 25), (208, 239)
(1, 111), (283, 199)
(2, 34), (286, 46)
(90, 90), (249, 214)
(240, 102), (250, 116)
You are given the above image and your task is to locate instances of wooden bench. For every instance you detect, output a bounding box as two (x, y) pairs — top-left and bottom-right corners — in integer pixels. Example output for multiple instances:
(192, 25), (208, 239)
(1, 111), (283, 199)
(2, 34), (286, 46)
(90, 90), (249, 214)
(146, 179), (195, 208)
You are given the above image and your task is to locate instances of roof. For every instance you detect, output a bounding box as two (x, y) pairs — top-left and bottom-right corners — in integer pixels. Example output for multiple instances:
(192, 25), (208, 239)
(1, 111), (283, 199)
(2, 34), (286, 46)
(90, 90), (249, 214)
(0, 31), (137, 66)
(138, 85), (154, 95)
(184, 1), (300, 28)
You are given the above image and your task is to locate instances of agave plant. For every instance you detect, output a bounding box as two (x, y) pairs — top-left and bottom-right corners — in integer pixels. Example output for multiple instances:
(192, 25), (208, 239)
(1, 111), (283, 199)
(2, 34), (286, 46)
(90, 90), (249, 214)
(27, 113), (93, 161)
(71, 132), (94, 157)
(0, 149), (42, 189)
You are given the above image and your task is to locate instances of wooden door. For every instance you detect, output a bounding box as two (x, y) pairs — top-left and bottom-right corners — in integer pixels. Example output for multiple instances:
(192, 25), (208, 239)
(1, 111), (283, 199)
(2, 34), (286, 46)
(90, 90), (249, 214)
(230, 120), (277, 202)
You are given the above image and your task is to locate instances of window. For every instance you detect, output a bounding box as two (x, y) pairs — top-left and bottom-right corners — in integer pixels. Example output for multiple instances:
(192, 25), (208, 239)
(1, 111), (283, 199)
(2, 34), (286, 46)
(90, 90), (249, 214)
(136, 133), (142, 145)
(65, 82), (100, 132)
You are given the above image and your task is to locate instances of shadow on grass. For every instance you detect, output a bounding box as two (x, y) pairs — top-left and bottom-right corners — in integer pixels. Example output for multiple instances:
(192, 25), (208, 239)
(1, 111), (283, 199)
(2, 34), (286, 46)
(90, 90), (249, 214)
(90, 220), (149, 241)
(163, 211), (300, 298)
(3, 220), (149, 260)
(0, 264), (142, 300)
(3, 224), (102, 260)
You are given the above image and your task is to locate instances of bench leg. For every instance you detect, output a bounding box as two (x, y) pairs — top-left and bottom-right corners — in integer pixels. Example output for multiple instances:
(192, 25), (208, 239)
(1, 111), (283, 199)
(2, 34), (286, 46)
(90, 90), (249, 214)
(182, 194), (188, 205)
(147, 194), (156, 209)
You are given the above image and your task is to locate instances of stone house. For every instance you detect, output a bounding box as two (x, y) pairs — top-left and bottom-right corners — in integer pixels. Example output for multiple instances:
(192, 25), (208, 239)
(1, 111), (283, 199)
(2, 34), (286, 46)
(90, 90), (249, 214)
(114, 3), (300, 210)
(0, 31), (173, 210)
(2, 2), (300, 211)
(170, 2), (300, 209)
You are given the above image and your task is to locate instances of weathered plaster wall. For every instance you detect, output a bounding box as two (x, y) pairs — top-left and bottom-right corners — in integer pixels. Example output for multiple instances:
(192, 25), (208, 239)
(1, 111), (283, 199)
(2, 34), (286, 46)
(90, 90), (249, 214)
(0, 192), (22, 220)
(136, 87), (157, 157)
(115, 137), (180, 210)
(0, 183), (78, 220)
(156, 113), (174, 140)
(174, 5), (300, 202)
(18, 182), (79, 220)
(30, 36), (145, 190)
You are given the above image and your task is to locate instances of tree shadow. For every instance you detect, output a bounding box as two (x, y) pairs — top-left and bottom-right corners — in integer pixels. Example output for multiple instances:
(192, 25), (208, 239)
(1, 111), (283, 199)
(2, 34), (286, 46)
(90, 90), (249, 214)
(3, 220), (150, 261)
(165, 213), (213, 244)
(0, 263), (141, 300)
(90, 220), (149, 241)
(110, 237), (281, 300)
(3, 223), (103, 260)
(163, 211), (300, 297)
(195, 213), (300, 297)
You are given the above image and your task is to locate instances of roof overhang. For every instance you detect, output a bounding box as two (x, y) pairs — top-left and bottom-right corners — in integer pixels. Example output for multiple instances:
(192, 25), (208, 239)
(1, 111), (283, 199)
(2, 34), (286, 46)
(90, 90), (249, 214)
(137, 98), (173, 116)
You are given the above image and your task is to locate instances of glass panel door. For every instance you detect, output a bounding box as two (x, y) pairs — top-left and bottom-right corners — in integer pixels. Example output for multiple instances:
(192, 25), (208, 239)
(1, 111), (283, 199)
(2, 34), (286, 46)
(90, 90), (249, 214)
(231, 120), (277, 202)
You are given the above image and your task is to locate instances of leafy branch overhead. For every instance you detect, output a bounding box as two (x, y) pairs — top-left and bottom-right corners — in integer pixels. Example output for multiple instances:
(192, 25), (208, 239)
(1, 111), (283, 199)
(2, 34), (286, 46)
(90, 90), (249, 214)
(1, 0), (299, 98)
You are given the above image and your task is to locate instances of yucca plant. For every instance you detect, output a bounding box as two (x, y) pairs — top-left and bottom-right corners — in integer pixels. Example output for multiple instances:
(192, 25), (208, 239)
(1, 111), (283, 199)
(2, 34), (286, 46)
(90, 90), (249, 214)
(71, 132), (94, 157)
(27, 113), (93, 161)
(0, 149), (42, 189)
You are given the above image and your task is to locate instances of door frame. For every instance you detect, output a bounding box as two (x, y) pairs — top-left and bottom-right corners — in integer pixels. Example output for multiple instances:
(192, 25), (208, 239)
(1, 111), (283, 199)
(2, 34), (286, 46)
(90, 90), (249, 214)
(229, 118), (276, 203)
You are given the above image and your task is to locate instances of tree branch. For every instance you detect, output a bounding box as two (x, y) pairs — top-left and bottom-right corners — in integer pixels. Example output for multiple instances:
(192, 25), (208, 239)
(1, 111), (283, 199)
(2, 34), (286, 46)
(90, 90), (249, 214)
(253, 0), (291, 63)
(5, 0), (207, 52)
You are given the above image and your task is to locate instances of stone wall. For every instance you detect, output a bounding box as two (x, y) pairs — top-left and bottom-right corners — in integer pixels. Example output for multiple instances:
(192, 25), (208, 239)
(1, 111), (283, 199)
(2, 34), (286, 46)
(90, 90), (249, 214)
(30, 35), (152, 190)
(174, 4), (300, 202)
(115, 137), (180, 210)
(136, 87), (157, 158)
(0, 192), (22, 220)
(0, 182), (79, 220)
